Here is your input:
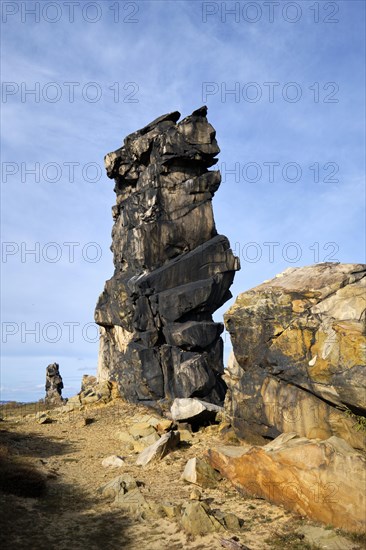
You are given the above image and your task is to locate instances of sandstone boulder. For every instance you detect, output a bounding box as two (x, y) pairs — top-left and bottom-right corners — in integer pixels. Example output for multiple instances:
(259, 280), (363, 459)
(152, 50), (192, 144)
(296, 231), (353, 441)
(36, 412), (52, 424)
(181, 457), (221, 488)
(162, 502), (182, 519)
(180, 501), (224, 535)
(133, 432), (160, 453)
(116, 430), (135, 445)
(101, 455), (125, 468)
(80, 374), (97, 392)
(128, 422), (157, 439)
(178, 428), (193, 443)
(127, 414), (172, 434)
(180, 499), (243, 535)
(101, 473), (137, 499)
(206, 432), (366, 533)
(136, 431), (180, 466)
(73, 375), (116, 406)
(171, 397), (223, 424)
(100, 474), (149, 517)
(224, 263), (366, 449)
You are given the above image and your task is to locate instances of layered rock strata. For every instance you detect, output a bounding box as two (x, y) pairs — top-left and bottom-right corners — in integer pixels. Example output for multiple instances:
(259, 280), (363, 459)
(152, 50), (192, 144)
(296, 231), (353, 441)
(224, 263), (366, 449)
(95, 107), (239, 403)
(206, 433), (366, 533)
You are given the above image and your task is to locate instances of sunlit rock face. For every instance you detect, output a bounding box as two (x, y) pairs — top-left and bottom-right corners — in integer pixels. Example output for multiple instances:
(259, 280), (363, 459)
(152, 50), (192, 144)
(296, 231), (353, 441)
(206, 433), (366, 534)
(95, 106), (239, 404)
(224, 263), (366, 449)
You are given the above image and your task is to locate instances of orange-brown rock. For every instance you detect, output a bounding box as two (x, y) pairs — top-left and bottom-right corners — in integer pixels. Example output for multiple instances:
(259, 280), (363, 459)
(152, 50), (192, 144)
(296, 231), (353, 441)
(224, 263), (366, 448)
(206, 433), (366, 533)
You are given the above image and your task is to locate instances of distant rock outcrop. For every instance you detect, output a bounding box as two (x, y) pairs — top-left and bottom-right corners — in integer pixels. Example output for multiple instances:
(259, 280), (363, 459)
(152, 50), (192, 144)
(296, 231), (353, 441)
(65, 375), (118, 408)
(95, 107), (239, 404)
(45, 362), (63, 405)
(224, 263), (366, 449)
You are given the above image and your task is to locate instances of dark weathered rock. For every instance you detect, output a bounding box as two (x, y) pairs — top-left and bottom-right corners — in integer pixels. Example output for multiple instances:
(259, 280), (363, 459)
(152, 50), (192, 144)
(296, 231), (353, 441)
(45, 363), (63, 405)
(224, 263), (366, 449)
(95, 107), (239, 403)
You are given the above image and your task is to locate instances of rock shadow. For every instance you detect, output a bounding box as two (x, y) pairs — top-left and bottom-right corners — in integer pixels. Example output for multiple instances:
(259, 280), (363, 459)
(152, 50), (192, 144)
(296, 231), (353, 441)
(0, 427), (132, 550)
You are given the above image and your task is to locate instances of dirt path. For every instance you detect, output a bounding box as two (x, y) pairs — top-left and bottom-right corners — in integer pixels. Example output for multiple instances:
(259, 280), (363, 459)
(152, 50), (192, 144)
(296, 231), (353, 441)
(0, 399), (362, 550)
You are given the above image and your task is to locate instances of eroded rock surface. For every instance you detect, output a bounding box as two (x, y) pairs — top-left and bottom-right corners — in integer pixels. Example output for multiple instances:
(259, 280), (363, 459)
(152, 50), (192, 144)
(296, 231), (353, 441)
(95, 107), (239, 403)
(65, 375), (118, 408)
(45, 363), (63, 406)
(171, 397), (223, 423)
(206, 433), (366, 533)
(181, 456), (221, 488)
(135, 431), (180, 466)
(224, 263), (366, 449)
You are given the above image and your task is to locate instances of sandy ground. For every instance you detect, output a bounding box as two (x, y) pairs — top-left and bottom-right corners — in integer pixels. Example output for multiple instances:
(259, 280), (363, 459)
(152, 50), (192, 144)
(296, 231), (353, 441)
(0, 398), (363, 550)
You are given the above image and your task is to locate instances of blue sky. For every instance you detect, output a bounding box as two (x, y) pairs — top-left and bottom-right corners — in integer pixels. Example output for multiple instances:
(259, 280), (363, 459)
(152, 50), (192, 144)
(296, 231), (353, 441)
(1, 0), (365, 402)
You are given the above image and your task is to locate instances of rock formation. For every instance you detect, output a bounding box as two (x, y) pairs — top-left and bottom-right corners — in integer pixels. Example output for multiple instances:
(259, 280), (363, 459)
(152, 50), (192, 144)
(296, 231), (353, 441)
(45, 362), (63, 405)
(65, 375), (118, 408)
(224, 263), (366, 449)
(181, 457), (222, 488)
(95, 107), (239, 403)
(206, 432), (366, 534)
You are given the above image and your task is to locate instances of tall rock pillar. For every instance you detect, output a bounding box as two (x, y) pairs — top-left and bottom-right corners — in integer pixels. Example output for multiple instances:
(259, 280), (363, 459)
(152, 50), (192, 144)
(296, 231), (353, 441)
(95, 106), (239, 404)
